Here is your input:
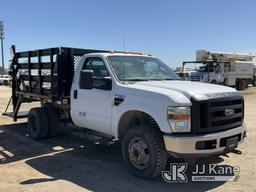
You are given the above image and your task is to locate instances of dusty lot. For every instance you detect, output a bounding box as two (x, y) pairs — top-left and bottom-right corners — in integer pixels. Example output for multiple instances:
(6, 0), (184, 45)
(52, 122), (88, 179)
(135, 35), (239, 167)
(0, 86), (255, 192)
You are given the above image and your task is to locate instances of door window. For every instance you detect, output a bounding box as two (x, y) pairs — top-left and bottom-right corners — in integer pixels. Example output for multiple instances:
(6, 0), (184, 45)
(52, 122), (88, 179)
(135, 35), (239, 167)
(82, 57), (110, 89)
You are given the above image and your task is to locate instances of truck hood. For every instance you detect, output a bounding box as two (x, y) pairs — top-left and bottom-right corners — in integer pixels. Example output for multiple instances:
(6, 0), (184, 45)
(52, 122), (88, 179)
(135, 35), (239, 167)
(131, 80), (239, 100)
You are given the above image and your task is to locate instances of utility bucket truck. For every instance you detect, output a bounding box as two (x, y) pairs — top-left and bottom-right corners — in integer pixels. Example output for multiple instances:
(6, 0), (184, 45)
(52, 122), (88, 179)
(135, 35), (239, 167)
(3, 45), (246, 179)
(184, 50), (255, 90)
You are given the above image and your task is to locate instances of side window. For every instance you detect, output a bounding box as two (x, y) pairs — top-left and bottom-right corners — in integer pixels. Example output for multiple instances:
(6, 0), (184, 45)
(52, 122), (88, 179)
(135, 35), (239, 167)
(82, 57), (110, 89)
(82, 57), (109, 77)
(224, 62), (231, 72)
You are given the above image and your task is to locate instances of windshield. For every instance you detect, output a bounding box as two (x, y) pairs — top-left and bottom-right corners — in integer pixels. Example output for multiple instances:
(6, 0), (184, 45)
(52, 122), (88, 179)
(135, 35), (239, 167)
(107, 56), (179, 81)
(198, 65), (220, 72)
(198, 65), (216, 72)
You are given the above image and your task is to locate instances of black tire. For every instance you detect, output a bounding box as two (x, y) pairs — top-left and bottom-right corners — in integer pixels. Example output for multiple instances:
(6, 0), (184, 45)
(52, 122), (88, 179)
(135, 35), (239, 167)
(236, 80), (246, 90)
(43, 106), (60, 138)
(245, 80), (248, 88)
(27, 107), (49, 139)
(211, 80), (217, 84)
(122, 125), (167, 179)
(235, 81), (239, 90)
(223, 79), (228, 86)
(242, 80), (247, 90)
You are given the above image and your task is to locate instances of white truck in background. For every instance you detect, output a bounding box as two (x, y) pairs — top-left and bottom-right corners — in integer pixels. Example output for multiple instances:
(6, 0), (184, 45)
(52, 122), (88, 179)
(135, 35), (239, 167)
(3, 46), (247, 179)
(175, 67), (196, 80)
(0, 75), (12, 85)
(185, 50), (255, 90)
(253, 66), (256, 86)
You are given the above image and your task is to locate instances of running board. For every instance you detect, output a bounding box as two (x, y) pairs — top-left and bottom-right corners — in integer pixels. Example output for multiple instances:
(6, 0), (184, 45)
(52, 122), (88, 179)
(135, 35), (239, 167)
(72, 130), (119, 146)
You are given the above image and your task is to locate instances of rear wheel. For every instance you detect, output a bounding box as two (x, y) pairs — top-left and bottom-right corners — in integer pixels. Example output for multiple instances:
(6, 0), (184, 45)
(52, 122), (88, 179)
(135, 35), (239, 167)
(236, 80), (246, 90)
(43, 106), (60, 138)
(245, 80), (249, 88)
(122, 125), (167, 179)
(27, 107), (49, 139)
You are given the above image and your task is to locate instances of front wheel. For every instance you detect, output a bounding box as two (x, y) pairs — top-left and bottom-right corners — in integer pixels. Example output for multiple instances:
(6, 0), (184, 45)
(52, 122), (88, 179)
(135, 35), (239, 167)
(122, 125), (167, 179)
(223, 79), (228, 86)
(211, 80), (217, 84)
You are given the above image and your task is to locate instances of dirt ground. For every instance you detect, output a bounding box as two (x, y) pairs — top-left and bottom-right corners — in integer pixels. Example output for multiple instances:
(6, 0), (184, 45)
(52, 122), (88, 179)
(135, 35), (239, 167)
(0, 86), (255, 192)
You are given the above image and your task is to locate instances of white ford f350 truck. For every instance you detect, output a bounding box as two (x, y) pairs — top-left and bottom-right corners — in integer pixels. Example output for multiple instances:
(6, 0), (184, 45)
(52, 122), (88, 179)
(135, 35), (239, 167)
(3, 46), (246, 179)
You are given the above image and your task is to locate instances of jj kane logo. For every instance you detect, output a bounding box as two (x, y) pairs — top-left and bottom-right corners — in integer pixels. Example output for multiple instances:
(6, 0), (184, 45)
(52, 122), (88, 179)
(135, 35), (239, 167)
(162, 163), (188, 183)
(162, 163), (240, 182)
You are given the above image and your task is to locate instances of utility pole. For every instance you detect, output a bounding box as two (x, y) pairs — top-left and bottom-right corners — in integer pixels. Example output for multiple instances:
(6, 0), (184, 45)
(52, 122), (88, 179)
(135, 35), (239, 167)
(0, 21), (4, 75)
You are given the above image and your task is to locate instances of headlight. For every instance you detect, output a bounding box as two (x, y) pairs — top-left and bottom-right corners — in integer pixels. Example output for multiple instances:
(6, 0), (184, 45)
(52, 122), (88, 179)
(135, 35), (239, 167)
(167, 106), (191, 132)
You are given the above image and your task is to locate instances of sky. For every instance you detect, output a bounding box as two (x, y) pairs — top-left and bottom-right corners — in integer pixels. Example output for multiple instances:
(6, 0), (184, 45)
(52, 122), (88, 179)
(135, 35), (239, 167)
(0, 0), (256, 68)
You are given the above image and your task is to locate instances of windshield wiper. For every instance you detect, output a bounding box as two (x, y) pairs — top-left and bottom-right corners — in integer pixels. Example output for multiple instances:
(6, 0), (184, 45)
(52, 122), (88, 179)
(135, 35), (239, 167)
(162, 78), (176, 80)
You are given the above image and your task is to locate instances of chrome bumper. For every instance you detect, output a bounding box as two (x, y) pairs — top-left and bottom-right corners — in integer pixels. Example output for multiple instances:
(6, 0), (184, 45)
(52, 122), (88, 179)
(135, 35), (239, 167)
(163, 124), (246, 157)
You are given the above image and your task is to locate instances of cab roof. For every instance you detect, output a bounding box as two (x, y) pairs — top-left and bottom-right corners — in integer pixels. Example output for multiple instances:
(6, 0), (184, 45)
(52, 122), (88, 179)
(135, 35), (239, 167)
(83, 52), (153, 58)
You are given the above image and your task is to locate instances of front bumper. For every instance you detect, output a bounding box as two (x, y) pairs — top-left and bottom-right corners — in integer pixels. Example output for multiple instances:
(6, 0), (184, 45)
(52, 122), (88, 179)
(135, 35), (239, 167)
(163, 124), (246, 158)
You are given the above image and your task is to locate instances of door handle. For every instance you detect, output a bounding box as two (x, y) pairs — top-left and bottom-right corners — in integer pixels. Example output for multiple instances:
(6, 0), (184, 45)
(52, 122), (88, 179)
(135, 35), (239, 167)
(74, 90), (78, 99)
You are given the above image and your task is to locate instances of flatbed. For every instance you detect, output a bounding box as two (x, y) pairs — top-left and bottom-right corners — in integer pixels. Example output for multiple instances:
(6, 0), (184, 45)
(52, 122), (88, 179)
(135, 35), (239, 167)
(3, 46), (112, 121)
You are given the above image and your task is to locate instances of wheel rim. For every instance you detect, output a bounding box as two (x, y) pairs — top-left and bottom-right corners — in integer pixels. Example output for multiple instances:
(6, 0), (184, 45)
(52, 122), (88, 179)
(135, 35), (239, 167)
(128, 137), (150, 169)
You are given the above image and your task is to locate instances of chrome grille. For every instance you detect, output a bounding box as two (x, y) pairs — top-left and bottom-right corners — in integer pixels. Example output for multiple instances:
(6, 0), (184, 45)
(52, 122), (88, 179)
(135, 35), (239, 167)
(189, 75), (201, 81)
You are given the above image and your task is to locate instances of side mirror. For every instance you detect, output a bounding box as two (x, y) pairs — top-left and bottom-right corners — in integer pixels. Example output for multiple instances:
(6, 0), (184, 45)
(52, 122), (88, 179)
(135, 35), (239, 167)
(79, 70), (93, 89)
(79, 70), (112, 90)
(93, 77), (112, 90)
(103, 77), (112, 90)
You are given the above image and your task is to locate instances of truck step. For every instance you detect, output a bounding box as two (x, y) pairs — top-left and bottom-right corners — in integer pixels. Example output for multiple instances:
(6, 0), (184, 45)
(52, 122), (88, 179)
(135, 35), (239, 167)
(72, 130), (118, 146)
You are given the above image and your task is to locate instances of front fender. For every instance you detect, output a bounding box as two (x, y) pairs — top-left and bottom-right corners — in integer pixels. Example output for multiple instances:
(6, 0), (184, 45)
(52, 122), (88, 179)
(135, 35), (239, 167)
(111, 99), (172, 138)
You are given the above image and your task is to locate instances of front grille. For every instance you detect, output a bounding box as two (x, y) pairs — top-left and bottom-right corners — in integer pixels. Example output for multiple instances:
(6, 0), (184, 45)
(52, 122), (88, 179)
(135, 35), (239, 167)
(191, 95), (244, 134)
(189, 75), (201, 81)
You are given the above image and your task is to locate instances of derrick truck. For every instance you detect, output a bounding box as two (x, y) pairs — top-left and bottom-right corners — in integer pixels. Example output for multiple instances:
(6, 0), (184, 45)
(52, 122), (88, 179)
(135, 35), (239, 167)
(3, 45), (246, 179)
(185, 50), (255, 90)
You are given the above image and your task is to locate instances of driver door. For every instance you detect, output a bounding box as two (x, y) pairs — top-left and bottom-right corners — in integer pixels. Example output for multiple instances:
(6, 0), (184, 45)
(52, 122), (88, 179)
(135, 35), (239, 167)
(71, 57), (113, 135)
